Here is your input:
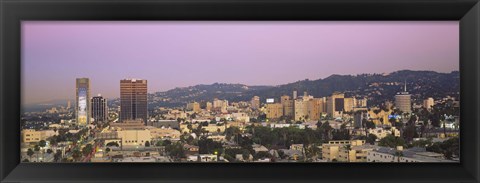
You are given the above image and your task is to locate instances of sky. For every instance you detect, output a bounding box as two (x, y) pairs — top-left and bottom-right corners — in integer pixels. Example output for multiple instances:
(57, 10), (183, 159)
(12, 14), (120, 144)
(22, 21), (459, 105)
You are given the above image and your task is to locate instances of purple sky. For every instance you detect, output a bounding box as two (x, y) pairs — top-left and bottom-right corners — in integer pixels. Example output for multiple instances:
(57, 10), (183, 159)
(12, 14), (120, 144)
(22, 21), (459, 104)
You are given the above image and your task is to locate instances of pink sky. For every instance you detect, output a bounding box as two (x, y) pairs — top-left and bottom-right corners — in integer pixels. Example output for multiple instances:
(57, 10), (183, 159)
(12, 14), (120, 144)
(22, 21), (459, 104)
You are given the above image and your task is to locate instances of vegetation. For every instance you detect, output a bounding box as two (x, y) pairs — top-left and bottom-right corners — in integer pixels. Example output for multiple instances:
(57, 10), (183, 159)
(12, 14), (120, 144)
(378, 134), (406, 148)
(427, 137), (459, 159)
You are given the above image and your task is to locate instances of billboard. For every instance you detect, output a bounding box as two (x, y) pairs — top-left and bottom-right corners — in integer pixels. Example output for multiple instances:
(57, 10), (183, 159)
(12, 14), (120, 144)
(77, 88), (87, 124)
(266, 98), (275, 103)
(388, 114), (401, 119)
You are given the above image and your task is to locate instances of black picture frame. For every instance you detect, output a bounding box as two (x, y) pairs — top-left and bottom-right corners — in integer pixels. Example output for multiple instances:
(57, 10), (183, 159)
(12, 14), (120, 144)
(1, 0), (479, 182)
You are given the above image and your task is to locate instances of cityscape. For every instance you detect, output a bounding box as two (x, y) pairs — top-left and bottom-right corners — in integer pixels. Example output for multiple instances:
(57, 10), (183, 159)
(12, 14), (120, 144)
(21, 21), (459, 163)
(20, 70), (460, 163)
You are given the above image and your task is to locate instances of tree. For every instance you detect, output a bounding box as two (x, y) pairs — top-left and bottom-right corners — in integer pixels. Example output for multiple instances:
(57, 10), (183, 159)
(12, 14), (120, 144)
(145, 141), (150, 147)
(394, 151), (404, 162)
(427, 137), (459, 159)
(365, 120), (376, 129)
(49, 137), (58, 147)
(34, 145), (40, 161)
(318, 121), (333, 142)
(72, 149), (82, 162)
(27, 148), (34, 161)
(166, 142), (186, 160)
(38, 140), (47, 159)
(82, 144), (93, 157)
(163, 140), (172, 146)
(54, 150), (62, 162)
(105, 148), (111, 153)
(198, 137), (223, 154)
(344, 144), (352, 162)
(242, 149), (250, 162)
(224, 126), (241, 142)
(366, 134), (378, 145)
(378, 134), (405, 148)
(46, 149), (53, 154)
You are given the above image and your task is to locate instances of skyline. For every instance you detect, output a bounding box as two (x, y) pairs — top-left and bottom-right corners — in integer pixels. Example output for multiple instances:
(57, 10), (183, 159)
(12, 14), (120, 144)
(22, 21), (459, 104)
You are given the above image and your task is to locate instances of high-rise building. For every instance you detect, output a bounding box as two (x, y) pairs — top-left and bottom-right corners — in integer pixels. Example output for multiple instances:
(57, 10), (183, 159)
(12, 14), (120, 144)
(213, 98), (228, 113)
(293, 91), (298, 99)
(395, 81), (412, 113)
(423, 97), (434, 110)
(294, 99), (308, 121)
(120, 79), (148, 124)
(266, 103), (283, 119)
(76, 78), (91, 126)
(281, 95), (294, 117)
(67, 100), (71, 109)
(187, 102), (201, 112)
(344, 98), (354, 112)
(327, 93), (345, 118)
(251, 96), (260, 109)
(354, 98), (368, 108)
(354, 112), (367, 128)
(205, 102), (212, 111)
(91, 94), (108, 123)
(307, 98), (324, 121)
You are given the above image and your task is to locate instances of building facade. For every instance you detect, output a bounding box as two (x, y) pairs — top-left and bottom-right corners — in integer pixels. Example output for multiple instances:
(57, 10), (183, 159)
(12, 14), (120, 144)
(266, 103), (283, 119)
(395, 82), (412, 113)
(120, 79), (148, 124)
(423, 97), (434, 110)
(250, 96), (260, 110)
(91, 94), (108, 123)
(76, 78), (91, 126)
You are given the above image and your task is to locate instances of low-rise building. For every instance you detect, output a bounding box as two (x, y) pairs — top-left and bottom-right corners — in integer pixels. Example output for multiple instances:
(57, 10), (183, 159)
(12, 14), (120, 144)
(116, 129), (152, 147)
(321, 140), (366, 162)
(368, 127), (400, 139)
(367, 146), (456, 162)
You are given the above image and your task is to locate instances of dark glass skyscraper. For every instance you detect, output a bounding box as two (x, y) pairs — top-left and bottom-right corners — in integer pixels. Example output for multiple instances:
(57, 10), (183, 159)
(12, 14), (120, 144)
(91, 94), (108, 123)
(120, 79), (148, 124)
(76, 78), (90, 126)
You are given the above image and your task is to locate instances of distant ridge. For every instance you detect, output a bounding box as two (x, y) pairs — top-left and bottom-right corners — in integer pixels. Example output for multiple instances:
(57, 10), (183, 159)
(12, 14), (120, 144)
(146, 70), (459, 108)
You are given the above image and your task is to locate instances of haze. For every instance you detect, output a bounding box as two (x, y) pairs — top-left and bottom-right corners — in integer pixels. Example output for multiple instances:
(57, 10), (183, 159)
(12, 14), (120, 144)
(22, 21), (459, 104)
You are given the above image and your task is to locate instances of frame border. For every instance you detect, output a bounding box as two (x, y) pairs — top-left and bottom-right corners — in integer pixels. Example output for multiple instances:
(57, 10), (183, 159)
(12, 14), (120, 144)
(1, 0), (479, 182)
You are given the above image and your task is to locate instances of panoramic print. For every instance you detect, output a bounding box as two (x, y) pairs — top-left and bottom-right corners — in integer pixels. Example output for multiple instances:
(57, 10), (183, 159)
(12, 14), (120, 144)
(21, 21), (460, 163)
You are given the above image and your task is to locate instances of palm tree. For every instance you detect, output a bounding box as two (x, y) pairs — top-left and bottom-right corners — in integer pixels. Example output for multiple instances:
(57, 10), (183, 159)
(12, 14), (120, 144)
(34, 145), (40, 161)
(38, 140), (47, 160)
(72, 149), (82, 162)
(344, 145), (352, 162)
(53, 150), (62, 162)
(395, 151), (404, 162)
(27, 148), (34, 162)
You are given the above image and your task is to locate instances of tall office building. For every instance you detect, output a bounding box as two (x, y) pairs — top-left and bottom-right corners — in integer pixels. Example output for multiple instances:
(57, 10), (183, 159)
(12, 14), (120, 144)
(91, 94), (108, 123)
(76, 78), (91, 126)
(327, 93), (345, 118)
(187, 102), (201, 113)
(395, 81), (412, 113)
(251, 96), (260, 109)
(293, 91), (298, 99)
(307, 98), (324, 121)
(120, 79), (148, 124)
(266, 103), (283, 119)
(281, 95), (294, 117)
(423, 97), (434, 110)
(294, 99), (308, 121)
(206, 102), (213, 111)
